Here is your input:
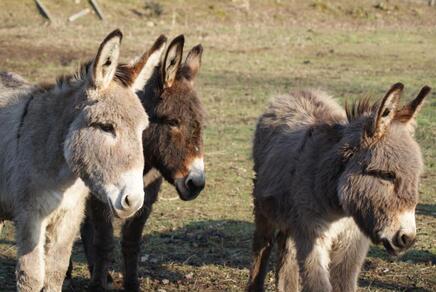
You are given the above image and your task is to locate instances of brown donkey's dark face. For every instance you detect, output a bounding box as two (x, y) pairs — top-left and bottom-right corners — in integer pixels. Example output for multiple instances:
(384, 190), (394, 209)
(140, 35), (205, 201)
(338, 83), (430, 256)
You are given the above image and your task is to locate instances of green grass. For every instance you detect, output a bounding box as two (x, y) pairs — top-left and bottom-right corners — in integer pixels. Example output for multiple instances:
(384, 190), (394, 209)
(0, 0), (435, 291)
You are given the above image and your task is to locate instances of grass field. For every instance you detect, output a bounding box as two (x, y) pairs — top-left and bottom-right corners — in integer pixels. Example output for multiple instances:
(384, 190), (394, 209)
(0, 0), (435, 291)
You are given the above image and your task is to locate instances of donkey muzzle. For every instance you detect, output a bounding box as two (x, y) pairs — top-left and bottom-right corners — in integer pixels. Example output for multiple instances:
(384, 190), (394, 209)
(175, 173), (205, 201)
(105, 187), (144, 219)
(104, 168), (145, 218)
(380, 210), (417, 256)
(393, 229), (416, 250)
(175, 157), (205, 201)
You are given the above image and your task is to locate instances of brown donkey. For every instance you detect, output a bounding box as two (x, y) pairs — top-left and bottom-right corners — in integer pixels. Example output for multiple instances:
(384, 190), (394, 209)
(0, 29), (165, 291)
(247, 83), (430, 292)
(76, 34), (205, 291)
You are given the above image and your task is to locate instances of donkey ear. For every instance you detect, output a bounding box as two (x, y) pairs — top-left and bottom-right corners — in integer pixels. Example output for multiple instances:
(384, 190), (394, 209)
(162, 34), (184, 88)
(370, 82), (403, 138)
(129, 35), (167, 93)
(395, 86), (431, 123)
(91, 29), (122, 90)
(183, 44), (203, 82)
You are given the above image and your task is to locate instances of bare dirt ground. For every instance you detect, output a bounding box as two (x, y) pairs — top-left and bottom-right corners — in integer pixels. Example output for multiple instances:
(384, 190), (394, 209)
(0, 0), (435, 291)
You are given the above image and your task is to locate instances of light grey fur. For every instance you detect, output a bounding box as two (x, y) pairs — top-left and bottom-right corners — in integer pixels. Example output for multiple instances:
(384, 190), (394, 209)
(0, 29), (164, 291)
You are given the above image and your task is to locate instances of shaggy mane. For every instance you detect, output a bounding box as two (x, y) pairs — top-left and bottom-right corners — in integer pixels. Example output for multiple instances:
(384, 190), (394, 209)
(54, 61), (92, 90)
(50, 61), (133, 91)
(344, 98), (378, 122)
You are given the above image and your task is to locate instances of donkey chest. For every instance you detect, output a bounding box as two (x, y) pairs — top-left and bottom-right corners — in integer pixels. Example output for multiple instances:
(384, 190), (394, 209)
(44, 179), (89, 223)
(323, 217), (362, 250)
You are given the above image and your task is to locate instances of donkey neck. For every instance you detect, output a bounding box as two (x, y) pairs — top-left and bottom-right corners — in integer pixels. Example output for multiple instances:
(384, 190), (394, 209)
(306, 123), (348, 220)
(140, 69), (164, 120)
(139, 94), (161, 173)
(18, 84), (85, 178)
(138, 70), (165, 172)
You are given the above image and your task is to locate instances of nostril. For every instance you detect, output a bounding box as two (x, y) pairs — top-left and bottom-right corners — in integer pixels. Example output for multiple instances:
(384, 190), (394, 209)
(401, 233), (414, 247)
(186, 178), (196, 190)
(186, 176), (205, 192)
(401, 234), (409, 245)
(397, 231), (415, 248)
(123, 195), (131, 208)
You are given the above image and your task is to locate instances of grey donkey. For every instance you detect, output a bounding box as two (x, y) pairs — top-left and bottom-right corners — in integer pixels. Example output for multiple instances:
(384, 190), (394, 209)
(247, 83), (431, 292)
(0, 29), (166, 291)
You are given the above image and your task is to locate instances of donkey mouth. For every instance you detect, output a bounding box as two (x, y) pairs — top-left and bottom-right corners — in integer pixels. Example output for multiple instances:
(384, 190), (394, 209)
(174, 178), (202, 201)
(106, 199), (120, 218)
(382, 239), (400, 257)
(106, 198), (136, 219)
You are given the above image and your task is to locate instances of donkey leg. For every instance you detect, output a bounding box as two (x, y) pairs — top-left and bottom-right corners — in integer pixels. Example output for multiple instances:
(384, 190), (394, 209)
(65, 213), (93, 282)
(276, 232), (299, 292)
(80, 207), (97, 275)
(329, 227), (369, 292)
(65, 258), (73, 281)
(247, 206), (275, 292)
(121, 177), (161, 292)
(44, 208), (83, 291)
(295, 235), (332, 292)
(87, 196), (115, 291)
(120, 208), (149, 292)
(15, 215), (46, 292)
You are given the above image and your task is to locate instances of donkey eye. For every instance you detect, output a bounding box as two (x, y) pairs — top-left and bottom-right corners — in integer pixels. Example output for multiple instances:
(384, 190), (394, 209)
(168, 119), (180, 127)
(363, 168), (396, 182)
(381, 171), (396, 181)
(92, 123), (115, 135)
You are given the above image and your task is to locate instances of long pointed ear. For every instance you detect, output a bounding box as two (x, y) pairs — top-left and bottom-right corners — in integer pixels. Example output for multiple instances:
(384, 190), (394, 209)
(91, 29), (122, 89)
(395, 86), (431, 123)
(370, 82), (403, 138)
(183, 44), (203, 83)
(129, 35), (167, 92)
(162, 34), (184, 88)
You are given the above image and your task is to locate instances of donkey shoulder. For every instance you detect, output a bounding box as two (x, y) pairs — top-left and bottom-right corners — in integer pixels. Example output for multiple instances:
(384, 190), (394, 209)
(257, 89), (345, 130)
(253, 89), (346, 201)
(0, 72), (38, 199)
(0, 72), (35, 106)
(0, 71), (29, 87)
(254, 89), (345, 164)
(0, 72), (32, 93)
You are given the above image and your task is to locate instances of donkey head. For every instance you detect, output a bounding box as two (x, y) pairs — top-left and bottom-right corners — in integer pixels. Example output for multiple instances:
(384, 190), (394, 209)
(64, 29), (166, 218)
(338, 83), (431, 256)
(139, 35), (205, 201)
